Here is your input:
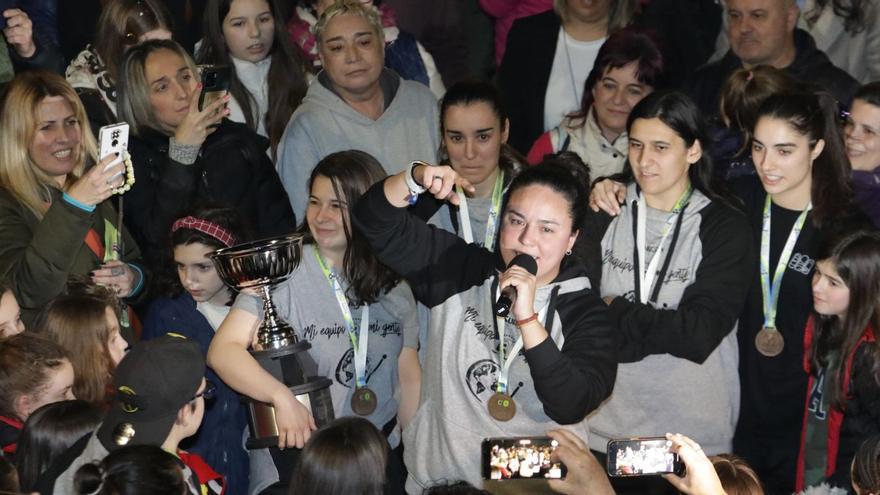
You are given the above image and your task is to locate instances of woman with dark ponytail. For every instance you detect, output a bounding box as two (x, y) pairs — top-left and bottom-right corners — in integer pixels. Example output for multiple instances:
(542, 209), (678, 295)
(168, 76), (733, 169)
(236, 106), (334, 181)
(732, 90), (871, 494)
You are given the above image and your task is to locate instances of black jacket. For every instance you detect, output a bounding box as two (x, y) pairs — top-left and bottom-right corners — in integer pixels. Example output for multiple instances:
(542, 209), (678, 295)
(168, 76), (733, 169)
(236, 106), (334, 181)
(684, 29), (860, 117)
(353, 180), (617, 425)
(125, 120), (296, 271)
(498, 10), (561, 155)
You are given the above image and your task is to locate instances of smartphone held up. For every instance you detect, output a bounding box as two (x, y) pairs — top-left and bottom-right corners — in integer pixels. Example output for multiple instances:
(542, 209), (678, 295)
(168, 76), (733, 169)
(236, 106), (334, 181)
(482, 437), (566, 481)
(606, 437), (685, 477)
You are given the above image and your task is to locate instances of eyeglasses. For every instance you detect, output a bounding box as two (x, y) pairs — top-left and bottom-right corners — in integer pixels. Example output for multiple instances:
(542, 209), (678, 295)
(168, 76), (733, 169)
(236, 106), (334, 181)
(190, 381), (216, 402)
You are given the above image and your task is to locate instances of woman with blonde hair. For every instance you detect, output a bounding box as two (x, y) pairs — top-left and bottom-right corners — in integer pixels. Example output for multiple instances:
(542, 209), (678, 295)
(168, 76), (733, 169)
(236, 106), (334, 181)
(0, 71), (146, 325)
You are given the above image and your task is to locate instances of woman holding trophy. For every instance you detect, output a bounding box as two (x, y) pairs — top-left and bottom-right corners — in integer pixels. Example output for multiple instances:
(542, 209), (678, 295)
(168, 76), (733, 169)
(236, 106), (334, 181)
(207, 150), (419, 493)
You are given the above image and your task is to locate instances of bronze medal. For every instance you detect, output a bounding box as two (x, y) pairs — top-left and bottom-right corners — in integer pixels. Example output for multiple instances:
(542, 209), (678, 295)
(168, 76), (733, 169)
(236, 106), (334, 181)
(755, 326), (784, 357)
(351, 387), (377, 416)
(487, 392), (516, 421)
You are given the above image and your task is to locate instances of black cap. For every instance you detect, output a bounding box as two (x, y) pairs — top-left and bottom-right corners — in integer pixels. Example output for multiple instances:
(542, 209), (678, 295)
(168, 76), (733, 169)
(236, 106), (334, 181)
(97, 334), (205, 451)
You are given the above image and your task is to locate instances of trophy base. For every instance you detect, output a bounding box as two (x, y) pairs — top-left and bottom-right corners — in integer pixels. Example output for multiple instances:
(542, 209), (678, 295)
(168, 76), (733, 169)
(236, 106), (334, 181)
(244, 377), (335, 449)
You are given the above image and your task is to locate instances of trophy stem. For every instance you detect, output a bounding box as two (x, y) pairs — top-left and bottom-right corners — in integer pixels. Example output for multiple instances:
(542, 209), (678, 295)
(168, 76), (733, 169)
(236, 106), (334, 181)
(258, 285), (298, 349)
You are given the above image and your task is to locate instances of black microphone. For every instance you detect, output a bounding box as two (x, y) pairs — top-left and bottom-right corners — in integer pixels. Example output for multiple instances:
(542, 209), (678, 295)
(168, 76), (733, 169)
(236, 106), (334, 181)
(495, 254), (538, 317)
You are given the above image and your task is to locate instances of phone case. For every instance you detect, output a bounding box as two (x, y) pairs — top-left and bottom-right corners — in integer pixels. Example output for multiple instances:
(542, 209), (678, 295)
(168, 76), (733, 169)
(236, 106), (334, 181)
(98, 123), (130, 166)
(198, 65), (231, 112)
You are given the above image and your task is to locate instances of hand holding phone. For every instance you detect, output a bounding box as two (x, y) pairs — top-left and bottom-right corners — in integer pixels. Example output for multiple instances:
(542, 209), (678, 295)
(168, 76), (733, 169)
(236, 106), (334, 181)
(661, 433), (725, 495)
(482, 436), (566, 481)
(198, 65), (231, 114)
(606, 436), (685, 477)
(174, 80), (229, 147)
(546, 430), (614, 495)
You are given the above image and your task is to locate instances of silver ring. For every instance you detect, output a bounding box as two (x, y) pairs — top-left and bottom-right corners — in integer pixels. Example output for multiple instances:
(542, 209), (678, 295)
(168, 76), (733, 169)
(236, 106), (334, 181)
(432, 176), (443, 181)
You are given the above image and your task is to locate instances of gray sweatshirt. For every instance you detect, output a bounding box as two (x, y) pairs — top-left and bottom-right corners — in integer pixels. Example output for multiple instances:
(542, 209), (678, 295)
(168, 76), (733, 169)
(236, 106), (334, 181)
(587, 184), (754, 455)
(277, 69), (439, 219)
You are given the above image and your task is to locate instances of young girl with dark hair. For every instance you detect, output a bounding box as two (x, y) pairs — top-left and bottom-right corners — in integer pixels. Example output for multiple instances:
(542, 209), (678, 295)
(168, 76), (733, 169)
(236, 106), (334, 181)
(526, 27), (663, 177)
(289, 417), (388, 495)
(796, 230), (880, 491)
(575, 90), (753, 495)
(74, 445), (189, 495)
(350, 153), (616, 490)
(419, 80), (525, 251)
(0, 333), (74, 459)
(209, 150), (419, 493)
(197, 0), (310, 159)
(37, 284), (128, 405)
(732, 90), (871, 494)
(15, 399), (101, 492)
(142, 206), (249, 495)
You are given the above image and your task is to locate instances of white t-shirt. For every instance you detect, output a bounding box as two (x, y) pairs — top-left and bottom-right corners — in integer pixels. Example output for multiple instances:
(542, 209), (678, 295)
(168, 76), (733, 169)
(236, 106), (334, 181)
(543, 29), (605, 132)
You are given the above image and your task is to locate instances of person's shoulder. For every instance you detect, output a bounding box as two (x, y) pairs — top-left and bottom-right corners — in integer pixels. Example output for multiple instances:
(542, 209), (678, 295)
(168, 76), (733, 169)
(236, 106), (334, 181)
(510, 9), (559, 31)
(396, 78), (438, 109)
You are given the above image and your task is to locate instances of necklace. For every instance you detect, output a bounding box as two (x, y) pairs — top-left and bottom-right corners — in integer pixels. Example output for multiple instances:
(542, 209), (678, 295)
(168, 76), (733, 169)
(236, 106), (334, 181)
(561, 30), (582, 106)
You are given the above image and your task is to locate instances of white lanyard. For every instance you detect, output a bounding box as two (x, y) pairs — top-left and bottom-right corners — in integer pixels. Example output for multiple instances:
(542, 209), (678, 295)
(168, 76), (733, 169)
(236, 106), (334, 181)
(634, 188), (691, 304)
(456, 170), (504, 249)
(493, 285), (549, 394)
(315, 250), (370, 388)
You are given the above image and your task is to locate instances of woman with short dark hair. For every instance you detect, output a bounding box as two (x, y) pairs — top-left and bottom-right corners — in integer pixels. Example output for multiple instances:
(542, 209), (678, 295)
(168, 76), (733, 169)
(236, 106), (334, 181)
(526, 28), (663, 179)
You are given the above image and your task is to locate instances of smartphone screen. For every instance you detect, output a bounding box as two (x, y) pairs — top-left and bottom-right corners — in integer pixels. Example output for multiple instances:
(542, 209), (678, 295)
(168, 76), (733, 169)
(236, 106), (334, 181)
(481, 437), (566, 481)
(606, 437), (684, 477)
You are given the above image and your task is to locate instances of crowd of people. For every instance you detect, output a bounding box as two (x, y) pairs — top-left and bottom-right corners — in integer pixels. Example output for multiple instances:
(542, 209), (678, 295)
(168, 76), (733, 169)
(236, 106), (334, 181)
(0, 0), (879, 494)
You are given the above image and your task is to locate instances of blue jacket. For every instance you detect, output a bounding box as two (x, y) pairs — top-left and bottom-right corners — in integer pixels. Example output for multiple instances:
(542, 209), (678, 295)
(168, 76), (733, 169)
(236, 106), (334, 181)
(143, 294), (249, 495)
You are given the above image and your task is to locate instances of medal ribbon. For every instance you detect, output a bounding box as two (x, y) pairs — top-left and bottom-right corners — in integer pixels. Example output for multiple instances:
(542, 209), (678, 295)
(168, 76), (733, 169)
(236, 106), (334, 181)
(456, 170), (504, 249)
(493, 285), (549, 394)
(635, 186), (693, 304)
(315, 250), (370, 388)
(760, 195), (811, 329)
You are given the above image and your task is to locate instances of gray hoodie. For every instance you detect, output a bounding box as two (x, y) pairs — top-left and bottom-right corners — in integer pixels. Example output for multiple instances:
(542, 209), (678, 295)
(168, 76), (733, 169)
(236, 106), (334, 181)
(277, 70), (439, 218)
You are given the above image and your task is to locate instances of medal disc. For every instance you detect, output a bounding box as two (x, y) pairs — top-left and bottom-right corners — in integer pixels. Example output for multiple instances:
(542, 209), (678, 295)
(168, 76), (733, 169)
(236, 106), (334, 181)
(755, 327), (784, 357)
(351, 387), (377, 416)
(487, 392), (516, 422)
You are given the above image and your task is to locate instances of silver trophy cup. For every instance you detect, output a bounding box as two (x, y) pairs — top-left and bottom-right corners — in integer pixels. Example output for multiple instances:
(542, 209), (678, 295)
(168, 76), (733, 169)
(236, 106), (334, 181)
(210, 234), (304, 350)
(209, 234), (335, 449)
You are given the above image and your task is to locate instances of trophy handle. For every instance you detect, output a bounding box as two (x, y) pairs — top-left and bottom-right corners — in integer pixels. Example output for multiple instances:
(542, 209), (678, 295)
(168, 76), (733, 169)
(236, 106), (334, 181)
(258, 285), (298, 349)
